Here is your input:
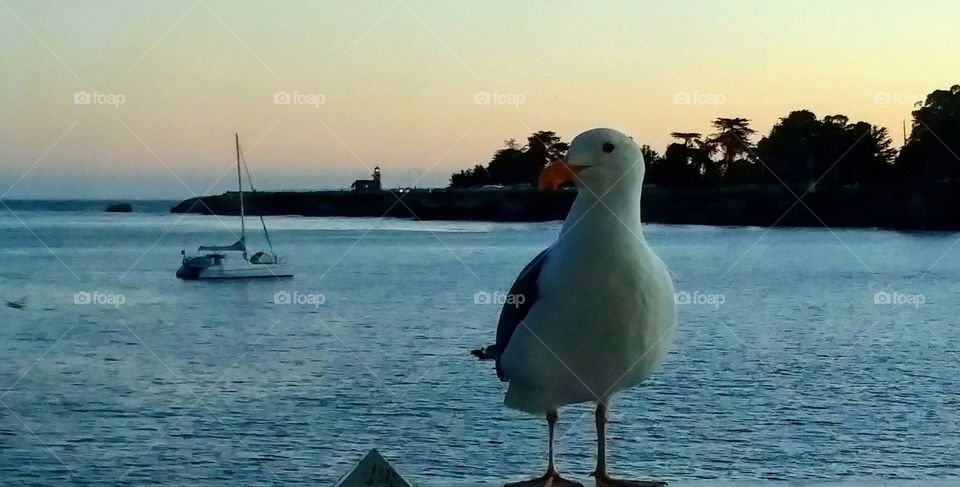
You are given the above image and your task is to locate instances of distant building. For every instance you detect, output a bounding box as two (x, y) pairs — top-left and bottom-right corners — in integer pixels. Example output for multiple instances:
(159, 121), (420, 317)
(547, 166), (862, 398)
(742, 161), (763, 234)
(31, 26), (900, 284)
(351, 167), (382, 191)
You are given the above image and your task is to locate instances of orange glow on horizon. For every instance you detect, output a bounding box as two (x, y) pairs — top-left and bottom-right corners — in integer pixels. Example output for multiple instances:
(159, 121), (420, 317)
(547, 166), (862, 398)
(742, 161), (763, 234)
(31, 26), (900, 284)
(1, 0), (957, 197)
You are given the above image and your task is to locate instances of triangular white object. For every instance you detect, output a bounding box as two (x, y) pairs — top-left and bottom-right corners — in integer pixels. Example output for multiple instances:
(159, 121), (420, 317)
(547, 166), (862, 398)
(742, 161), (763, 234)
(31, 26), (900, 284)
(336, 449), (412, 487)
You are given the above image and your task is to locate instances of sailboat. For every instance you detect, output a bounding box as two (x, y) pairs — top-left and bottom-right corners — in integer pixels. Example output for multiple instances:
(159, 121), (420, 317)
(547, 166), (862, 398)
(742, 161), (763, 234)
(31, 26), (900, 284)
(176, 134), (293, 280)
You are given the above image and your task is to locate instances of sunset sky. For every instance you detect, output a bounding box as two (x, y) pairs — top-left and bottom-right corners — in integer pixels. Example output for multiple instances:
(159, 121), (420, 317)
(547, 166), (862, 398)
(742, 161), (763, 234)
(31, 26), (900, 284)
(2, 0), (958, 198)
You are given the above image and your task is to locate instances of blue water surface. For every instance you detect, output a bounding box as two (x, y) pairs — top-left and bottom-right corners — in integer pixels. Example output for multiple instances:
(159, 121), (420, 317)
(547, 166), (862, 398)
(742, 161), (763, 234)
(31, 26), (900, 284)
(1, 202), (959, 485)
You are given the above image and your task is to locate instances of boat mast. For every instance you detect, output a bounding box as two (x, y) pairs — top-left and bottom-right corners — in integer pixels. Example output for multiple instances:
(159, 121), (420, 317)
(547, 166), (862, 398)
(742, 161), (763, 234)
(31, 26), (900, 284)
(237, 142), (276, 256)
(236, 133), (246, 249)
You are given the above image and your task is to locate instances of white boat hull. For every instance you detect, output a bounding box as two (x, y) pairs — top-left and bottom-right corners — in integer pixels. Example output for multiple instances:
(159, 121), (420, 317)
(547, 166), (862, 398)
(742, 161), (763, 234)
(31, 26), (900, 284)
(197, 263), (292, 279)
(176, 254), (292, 280)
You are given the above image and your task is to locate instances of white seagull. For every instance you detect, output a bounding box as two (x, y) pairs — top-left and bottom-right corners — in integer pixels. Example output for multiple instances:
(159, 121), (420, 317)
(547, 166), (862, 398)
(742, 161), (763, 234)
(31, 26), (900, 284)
(472, 128), (676, 487)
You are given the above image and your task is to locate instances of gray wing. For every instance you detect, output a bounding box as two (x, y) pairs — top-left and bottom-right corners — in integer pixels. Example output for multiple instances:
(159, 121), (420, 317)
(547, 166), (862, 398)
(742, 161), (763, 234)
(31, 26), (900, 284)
(471, 248), (550, 381)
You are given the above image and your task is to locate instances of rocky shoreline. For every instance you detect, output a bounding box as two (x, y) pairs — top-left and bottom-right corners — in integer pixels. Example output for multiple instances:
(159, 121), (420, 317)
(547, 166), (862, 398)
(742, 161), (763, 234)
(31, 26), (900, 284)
(170, 184), (960, 230)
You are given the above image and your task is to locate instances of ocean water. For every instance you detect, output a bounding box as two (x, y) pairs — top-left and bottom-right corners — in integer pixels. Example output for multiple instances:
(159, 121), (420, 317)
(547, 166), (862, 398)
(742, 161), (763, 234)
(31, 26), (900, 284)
(1, 201), (959, 485)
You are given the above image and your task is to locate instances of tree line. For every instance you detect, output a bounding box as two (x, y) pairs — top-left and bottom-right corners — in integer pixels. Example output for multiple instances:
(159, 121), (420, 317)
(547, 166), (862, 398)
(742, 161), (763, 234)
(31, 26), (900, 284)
(449, 131), (568, 188)
(449, 84), (960, 190)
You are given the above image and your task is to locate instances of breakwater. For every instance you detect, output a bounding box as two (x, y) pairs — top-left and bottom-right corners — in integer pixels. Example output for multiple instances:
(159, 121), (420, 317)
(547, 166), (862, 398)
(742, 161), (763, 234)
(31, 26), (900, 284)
(170, 184), (960, 230)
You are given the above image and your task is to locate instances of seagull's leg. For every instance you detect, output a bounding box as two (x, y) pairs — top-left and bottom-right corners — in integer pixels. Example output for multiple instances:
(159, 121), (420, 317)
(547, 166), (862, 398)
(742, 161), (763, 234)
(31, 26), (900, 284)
(505, 410), (583, 487)
(593, 402), (667, 487)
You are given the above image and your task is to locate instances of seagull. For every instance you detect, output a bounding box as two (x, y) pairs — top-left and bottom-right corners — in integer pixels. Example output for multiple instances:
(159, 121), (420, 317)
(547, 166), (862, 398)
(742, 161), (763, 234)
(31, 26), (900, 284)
(472, 128), (676, 487)
(5, 296), (27, 310)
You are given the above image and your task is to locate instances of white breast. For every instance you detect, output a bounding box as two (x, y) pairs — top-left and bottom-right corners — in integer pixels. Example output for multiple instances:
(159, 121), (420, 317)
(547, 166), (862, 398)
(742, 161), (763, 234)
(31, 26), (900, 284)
(499, 200), (676, 412)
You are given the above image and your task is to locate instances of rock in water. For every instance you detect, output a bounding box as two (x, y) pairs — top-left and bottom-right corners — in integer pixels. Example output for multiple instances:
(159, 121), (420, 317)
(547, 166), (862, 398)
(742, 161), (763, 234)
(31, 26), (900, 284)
(105, 203), (133, 212)
(336, 449), (411, 487)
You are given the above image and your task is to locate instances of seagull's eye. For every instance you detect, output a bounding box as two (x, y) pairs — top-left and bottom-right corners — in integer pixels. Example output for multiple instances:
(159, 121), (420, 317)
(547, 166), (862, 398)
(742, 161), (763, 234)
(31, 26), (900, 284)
(602, 142), (616, 153)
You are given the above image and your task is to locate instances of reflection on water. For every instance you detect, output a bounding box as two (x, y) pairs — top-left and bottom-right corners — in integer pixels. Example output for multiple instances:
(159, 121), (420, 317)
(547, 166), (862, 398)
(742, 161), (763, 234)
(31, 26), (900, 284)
(1, 207), (959, 484)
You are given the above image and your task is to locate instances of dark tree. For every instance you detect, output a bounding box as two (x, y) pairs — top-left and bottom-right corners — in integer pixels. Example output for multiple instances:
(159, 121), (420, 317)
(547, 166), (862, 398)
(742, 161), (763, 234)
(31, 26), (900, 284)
(704, 117), (756, 181)
(669, 132), (703, 148)
(640, 144), (662, 176)
(813, 115), (898, 187)
(839, 122), (897, 184)
(450, 164), (490, 188)
(756, 110), (821, 186)
(450, 101), (913, 191)
(525, 131), (568, 164)
(640, 144), (661, 164)
(650, 133), (711, 187)
(815, 114), (854, 186)
(705, 117), (756, 175)
(899, 84), (960, 181)
(484, 146), (527, 185)
(449, 131), (568, 188)
(757, 110), (898, 189)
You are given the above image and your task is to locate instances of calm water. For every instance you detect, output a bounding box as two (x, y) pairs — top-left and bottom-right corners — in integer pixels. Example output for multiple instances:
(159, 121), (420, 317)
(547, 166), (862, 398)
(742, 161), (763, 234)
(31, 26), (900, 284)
(1, 201), (959, 485)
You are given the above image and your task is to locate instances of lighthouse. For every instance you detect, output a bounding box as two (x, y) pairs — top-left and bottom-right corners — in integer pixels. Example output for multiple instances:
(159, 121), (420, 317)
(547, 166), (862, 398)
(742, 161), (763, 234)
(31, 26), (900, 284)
(351, 167), (383, 191)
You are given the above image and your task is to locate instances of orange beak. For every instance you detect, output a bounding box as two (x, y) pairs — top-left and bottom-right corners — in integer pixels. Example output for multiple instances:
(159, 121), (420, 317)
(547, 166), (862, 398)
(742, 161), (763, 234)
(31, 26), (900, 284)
(537, 159), (588, 190)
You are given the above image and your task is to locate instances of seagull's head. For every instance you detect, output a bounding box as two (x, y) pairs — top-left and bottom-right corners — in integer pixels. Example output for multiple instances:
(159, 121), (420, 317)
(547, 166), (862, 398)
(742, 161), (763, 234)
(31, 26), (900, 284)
(538, 128), (644, 195)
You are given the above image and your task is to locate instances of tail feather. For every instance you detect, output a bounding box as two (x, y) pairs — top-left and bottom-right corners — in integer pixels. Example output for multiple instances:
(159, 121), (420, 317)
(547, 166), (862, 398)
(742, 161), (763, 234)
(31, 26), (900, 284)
(470, 344), (498, 360)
